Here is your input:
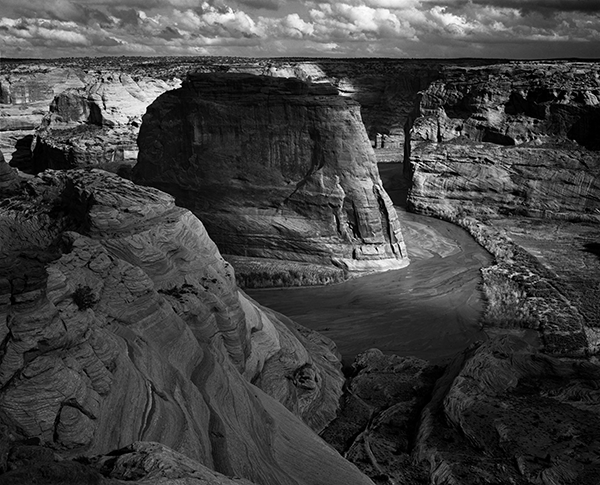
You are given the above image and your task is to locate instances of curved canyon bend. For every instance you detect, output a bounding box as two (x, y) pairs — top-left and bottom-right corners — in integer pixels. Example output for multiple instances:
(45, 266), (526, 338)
(248, 163), (493, 365)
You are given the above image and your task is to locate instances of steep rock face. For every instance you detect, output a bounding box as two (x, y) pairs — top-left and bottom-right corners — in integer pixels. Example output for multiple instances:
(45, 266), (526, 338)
(133, 73), (408, 273)
(406, 61), (600, 220)
(31, 73), (180, 174)
(0, 169), (364, 485)
(0, 66), (89, 167)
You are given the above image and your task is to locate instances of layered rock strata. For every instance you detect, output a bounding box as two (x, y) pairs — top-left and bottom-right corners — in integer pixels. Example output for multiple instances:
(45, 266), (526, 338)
(31, 74), (180, 174)
(406, 61), (600, 220)
(0, 66), (89, 167)
(133, 73), (408, 274)
(0, 169), (367, 485)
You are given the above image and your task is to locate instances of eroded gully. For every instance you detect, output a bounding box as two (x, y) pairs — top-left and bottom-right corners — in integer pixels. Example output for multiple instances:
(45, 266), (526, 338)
(247, 163), (492, 365)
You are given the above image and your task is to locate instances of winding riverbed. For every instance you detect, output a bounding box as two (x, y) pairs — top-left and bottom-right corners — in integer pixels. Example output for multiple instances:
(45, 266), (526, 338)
(248, 164), (492, 364)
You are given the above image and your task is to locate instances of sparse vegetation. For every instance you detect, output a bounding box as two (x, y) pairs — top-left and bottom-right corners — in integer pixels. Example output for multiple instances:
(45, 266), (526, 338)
(227, 257), (349, 289)
(72, 285), (97, 310)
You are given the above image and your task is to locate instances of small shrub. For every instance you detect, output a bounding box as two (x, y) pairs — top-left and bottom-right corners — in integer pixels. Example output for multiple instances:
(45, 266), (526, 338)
(72, 285), (97, 310)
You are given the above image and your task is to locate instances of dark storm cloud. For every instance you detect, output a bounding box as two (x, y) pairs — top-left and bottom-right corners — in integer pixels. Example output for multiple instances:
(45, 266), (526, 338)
(159, 26), (183, 39)
(107, 7), (140, 28)
(235, 0), (285, 11)
(472, 0), (600, 14)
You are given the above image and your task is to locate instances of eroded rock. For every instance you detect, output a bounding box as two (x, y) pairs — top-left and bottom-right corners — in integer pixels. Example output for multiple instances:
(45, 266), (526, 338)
(133, 73), (408, 276)
(414, 336), (600, 485)
(406, 61), (600, 221)
(0, 169), (366, 485)
(31, 74), (180, 174)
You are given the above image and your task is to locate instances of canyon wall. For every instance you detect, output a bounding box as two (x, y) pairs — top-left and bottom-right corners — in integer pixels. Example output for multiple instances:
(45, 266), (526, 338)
(31, 73), (179, 174)
(406, 61), (600, 221)
(0, 168), (369, 485)
(133, 73), (408, 273)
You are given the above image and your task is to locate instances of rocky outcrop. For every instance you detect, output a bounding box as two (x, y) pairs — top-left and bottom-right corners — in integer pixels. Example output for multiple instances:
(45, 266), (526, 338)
(406, 61), (600, 221)
(133, 73), (408, 275)
(31, 74), (180, 174)
(0, 169), (367, 485)
(321, 349), (442, 484)
(318, 336), (600, 485)
(414, 335), (600, 485)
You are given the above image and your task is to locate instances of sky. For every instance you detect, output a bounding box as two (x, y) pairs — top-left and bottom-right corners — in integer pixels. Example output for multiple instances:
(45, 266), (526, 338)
(1, 0), (600, 59)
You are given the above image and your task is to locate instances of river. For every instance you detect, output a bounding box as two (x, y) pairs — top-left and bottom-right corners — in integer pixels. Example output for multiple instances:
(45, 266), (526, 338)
(247, 163), (492, 365)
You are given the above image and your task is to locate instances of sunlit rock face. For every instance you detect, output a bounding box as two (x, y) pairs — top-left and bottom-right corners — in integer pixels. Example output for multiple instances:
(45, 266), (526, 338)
(0, 66), (89, 169)
(0, 169), (365, 485)
(133, 73), (408, 273)
(30, 74), (180, 174)
(406, 61), (600, 221)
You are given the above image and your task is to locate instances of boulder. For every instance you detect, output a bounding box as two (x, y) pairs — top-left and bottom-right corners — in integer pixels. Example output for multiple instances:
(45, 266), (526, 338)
(133, 73), (409, 275)
(0, 169), (367, 485)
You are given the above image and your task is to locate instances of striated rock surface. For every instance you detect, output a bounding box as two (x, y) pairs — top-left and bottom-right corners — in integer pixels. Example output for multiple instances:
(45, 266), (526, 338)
(133, 73), (408, 274)
(0, 169), (368, 485)
(406, 61), (600, 221)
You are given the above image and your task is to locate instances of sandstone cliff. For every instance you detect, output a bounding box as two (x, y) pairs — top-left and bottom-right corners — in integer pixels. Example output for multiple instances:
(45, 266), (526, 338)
(406, 61), (600, 220)
(0, 66), (89, 168)
(31, 73), (180, 174)
(0, 169), (368, 485)
(133, 73), (408, 275)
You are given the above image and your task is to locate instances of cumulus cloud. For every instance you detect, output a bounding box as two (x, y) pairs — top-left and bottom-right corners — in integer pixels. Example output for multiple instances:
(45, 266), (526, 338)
(0, 0), (599, 58)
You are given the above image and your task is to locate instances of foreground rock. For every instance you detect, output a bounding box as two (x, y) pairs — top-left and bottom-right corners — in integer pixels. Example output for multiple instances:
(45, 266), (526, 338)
(416, 335), (600, 485)
(1, 441), (256, 484)
(0, 169), (368, 485)
(321, 349), (442, 484)
(318, 337), (600, 485)
(133, 73), (408, 276)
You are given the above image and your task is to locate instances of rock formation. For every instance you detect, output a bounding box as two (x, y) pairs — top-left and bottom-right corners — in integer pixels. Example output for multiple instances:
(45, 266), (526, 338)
(0, 66), (90, 168)
(31, 73), (180, 174)
(0, 169), (369, 485)
(415, 335), (600, 485)
(406, 61), (600, 221)
(0, 151), (20, 195)
(318, 336), (600, 485)
(133, 73), (408, 274)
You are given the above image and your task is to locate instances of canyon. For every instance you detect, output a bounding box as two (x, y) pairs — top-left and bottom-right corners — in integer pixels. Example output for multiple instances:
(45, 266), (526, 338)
(1, 57), (600, 485)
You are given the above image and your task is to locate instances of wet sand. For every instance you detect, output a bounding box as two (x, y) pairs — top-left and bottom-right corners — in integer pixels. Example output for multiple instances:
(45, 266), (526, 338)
(248, 164), (492, 364)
